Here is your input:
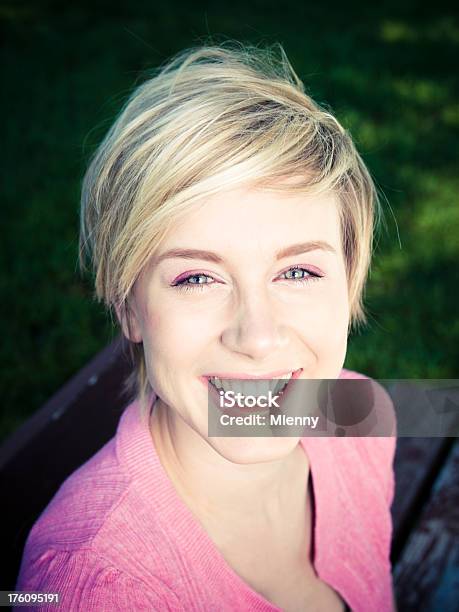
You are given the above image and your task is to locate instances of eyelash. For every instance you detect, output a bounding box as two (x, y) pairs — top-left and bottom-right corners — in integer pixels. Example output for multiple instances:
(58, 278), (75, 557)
(172, 267), (323, 293)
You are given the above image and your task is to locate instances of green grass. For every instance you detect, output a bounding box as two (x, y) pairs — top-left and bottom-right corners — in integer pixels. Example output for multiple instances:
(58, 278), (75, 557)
(1, 0), (458, 442)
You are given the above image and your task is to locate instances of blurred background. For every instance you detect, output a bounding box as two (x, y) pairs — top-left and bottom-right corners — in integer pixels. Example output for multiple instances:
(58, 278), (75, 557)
(1, 0), (458, 443)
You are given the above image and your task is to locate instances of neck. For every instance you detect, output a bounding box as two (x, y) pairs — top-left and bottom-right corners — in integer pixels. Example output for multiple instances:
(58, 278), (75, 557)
(149, 397), (310, 526)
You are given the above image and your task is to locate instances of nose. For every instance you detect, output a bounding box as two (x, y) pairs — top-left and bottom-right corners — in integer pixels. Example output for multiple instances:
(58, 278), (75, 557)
(220, 286), (289, 361)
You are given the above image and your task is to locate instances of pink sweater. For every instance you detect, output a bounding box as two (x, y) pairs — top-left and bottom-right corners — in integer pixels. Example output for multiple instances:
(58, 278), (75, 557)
(17, 369), (397, 611)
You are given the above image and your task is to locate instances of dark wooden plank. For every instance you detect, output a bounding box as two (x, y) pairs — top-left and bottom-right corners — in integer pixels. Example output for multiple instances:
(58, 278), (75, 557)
(0, 335), (131, 590)
(390, 436), (455, 564)
(0, 336), (126, 470)
(393, 439), (459, 611)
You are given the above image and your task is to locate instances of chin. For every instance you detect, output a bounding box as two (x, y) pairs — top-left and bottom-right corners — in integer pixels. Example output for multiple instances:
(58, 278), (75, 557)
(207, 435), (300, 465)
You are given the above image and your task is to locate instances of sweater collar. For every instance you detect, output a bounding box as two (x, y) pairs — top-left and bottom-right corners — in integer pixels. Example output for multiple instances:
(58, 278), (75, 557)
(116, 384), (358, 610)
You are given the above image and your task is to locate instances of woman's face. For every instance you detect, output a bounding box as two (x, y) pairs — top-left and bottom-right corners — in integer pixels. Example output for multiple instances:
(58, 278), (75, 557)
(122, 185), (350, 462)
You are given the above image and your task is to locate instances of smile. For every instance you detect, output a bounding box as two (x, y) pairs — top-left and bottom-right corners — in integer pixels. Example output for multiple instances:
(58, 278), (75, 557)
(205, 368), (302, 398)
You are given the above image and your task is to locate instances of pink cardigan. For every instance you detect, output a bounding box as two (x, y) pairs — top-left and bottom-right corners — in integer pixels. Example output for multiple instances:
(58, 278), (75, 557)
(17, 369), (397, 611)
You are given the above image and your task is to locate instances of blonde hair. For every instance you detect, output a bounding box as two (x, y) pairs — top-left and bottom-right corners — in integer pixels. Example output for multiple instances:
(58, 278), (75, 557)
(79, 41), (382, 414)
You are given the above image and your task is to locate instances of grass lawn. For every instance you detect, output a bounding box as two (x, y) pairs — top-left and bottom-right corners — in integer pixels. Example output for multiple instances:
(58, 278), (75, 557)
(1, 0), (458, 443)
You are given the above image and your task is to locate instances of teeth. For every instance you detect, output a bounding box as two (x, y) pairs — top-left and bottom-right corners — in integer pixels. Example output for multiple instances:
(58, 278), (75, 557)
(256, 380), (271, 396)
(273, 371), (293, 394)
(209, 377), (223, 391)
(208, 370), (297, 397)
(221, 379), (233, 393)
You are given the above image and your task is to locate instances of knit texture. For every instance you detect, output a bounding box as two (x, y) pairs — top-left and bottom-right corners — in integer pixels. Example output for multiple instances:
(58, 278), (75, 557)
(17, 369), (397, 611)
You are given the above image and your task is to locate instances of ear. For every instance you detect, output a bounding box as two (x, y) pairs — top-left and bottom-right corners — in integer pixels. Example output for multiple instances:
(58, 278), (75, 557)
(115, 301), (143, 344)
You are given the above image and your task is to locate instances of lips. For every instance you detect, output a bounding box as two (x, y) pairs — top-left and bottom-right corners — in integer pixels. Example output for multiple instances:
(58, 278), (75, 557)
(208, 376), (288, 396)
(204, 368), (301, 380)
(201, 368), (303, 400)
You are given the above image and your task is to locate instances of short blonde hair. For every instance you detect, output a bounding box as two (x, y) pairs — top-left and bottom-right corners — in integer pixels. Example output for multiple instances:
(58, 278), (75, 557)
(79, 42), (382, 413)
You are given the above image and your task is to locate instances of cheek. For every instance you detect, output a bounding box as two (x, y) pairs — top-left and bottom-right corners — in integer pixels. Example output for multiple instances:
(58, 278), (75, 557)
(294, 282), (349, 356)
(299, 277), (349, 322)
(323, 270), (350, 329)
(142, 300), (213, 367)
(300, 303), (348, 348)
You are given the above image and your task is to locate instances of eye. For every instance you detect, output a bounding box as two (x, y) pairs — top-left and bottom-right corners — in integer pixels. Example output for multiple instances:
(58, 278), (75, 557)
(172, 273), (216, 292)
(278, 266), (323, 285)
(171, 266), (323, 294)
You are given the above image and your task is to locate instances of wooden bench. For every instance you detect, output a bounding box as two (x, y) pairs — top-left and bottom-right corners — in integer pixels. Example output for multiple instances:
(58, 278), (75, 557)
(1, 336), (458, 609)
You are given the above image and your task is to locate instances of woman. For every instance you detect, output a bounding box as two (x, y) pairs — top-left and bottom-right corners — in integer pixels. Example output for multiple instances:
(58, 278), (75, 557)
(17, 42), (397, 611)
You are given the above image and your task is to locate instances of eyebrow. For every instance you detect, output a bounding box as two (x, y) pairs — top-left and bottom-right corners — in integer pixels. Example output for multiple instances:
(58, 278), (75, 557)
(153, 241), (337, 266)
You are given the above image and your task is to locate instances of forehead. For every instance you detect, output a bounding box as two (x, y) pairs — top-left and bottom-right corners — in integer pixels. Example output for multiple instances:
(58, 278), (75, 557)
(163, 187), (342, 254)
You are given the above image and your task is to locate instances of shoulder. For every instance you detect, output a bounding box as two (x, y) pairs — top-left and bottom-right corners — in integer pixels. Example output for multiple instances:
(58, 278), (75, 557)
(16, 547), (183, 611)
(21, 438), (132, 557)
(339, 367), (369, 379)
(19, 400), (152, 562)
(17, 402), (179, 599)
(338, 367), (397, 505)
(339, 366), (397, 436)
(15, 441), (182, 609)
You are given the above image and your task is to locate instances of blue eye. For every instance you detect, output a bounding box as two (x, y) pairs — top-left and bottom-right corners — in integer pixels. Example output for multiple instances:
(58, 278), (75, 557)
(172, 267), (322, 293)
(281, 267), (322, 284)
(172, 274), (214, 292)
